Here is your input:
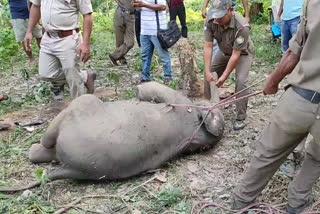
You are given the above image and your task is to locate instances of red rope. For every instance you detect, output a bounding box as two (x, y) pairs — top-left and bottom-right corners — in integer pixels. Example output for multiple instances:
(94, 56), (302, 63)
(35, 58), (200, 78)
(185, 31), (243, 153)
(192, 200), (320, 214)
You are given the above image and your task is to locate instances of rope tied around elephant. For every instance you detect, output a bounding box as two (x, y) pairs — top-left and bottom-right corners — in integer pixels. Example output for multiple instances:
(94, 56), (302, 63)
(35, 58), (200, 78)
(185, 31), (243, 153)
(169, 78), (266, 146)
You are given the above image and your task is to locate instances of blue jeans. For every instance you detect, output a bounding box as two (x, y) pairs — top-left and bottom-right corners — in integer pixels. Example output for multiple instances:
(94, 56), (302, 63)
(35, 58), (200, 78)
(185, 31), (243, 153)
(140, 35), (172, 81)
(281, 16), (300, 53)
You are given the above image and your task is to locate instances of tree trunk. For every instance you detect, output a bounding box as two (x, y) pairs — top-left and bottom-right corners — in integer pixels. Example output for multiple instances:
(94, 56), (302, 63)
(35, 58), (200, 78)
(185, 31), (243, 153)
(175, 38), (203, 98)
(250, 2), (264, 17)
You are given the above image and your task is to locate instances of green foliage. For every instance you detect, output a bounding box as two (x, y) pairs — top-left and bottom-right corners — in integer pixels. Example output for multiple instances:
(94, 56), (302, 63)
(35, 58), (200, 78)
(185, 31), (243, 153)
(197, 58), (204, 73)
(125, 87), (136, 99)
(107, 71), (120, 83)
(0, 82), (52, 115)
(168, 78), (179, 89)
(158, 187), (182, 207)
(33, 168), (49, 184)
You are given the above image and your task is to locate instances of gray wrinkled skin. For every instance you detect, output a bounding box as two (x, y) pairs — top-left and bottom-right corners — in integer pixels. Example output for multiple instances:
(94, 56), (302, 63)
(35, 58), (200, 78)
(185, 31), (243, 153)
(29, 82), (225, 181)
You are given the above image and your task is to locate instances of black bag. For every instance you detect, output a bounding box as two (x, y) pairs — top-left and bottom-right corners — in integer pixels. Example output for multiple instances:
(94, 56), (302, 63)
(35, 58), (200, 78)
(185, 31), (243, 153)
(155, 0), (181, 49)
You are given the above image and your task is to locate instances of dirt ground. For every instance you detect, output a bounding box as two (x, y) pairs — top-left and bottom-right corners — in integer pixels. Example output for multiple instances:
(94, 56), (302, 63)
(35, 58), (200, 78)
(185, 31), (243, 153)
(0, 32), (319, 214)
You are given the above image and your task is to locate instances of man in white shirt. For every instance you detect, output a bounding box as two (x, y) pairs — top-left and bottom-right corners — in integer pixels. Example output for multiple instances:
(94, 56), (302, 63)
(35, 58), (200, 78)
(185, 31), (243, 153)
(133, 0), (173, 84)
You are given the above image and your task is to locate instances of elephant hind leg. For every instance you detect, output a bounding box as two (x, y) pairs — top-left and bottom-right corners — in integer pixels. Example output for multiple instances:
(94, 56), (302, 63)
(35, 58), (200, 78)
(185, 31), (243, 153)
(29, 144), (56, 163)
(49, 167), (98, 181)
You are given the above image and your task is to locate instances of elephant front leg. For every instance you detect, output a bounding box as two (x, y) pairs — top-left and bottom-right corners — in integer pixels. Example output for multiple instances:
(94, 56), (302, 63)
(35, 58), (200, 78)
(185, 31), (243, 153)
(29, 144), (56, 163)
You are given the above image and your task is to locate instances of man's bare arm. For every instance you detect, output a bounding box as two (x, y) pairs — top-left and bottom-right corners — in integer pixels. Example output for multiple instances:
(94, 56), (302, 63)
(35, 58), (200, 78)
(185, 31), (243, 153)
(263, 50), (300, 95)
(202, 0), (210, 18)
(276, 0), (284, 22)
(77, 13), (93, 63)
(203, 41), (216, 82)
(241, 0), (250, 22)
(216, 49), (241, 87)
(24, 4), (41, 52)
(133, 1), (166, 11)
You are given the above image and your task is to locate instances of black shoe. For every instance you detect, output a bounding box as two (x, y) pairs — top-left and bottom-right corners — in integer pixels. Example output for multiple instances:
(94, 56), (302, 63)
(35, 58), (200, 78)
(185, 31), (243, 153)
(286, 198), (313, 214)
(233, 119), (246, 131)
(163, 77), (173, 85)
(119, 57), (127, 65)
(109, 54), (119, 66)
(51, 85), (64, 101)
(85, 71), (97, 94)
(140, 79), (151, 84)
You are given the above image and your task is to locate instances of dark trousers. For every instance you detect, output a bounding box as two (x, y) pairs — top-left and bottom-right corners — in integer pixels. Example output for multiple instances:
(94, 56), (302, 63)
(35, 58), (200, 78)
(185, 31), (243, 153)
(169, 3), (188, 38)
(135, 10), (141, 47)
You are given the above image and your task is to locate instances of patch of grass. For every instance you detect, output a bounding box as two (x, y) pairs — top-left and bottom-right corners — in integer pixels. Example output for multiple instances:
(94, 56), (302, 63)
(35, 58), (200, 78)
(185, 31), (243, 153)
(251, 24), (282, 64)
(125, 87), (136, 99)
(0, 81), (53, 115)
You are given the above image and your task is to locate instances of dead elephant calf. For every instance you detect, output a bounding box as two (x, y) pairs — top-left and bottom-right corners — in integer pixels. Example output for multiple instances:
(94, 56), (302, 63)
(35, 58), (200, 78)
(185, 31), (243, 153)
(1, 82), (224, 192)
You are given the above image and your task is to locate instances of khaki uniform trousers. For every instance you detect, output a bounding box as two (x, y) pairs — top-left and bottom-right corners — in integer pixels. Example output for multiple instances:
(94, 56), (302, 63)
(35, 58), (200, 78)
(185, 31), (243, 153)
(39, 31), (88, 98)
(204, 51), (253, 120)
(233, 87), (320, 208)
(111, 8), (135, 60)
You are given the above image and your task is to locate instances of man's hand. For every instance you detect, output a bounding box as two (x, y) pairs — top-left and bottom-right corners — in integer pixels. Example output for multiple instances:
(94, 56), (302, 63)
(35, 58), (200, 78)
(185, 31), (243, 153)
(205, 72), (216, 82)
(216, 75), (227, 88)
(133, 1), (144, 8)
(202, 7), (207, 18)
(24, 32), (33, 52)
(276, 15), (281, 23)
(245, 15), (250, 23)
(77, 42), (90, 63)
(263, 76), (279, 95)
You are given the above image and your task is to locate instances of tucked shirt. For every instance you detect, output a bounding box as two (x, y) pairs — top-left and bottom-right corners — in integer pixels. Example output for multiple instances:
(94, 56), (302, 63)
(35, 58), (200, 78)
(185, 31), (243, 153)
(288, 0), (320, 93)
(282, 0), (303, 21)
(9, 0), (30, 19)
(140, 0), (167, 36)
(170, 0), (183, 8)
(30, 0), (93, 32)
(204, 12), (254, 56)
(118, 0), (134, 12)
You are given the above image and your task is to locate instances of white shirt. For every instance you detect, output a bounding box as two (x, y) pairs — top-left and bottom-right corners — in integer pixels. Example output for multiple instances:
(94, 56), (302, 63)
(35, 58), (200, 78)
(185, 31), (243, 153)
(140, 0), (167, 36)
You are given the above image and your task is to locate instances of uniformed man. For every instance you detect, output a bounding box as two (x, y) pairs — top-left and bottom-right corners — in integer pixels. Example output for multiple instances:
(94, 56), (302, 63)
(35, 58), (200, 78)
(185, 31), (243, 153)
(24, 0), (95, 100)
(232, 0), (320, 213)
(203, 0), (254, 130)
(109, 0), (135, 66)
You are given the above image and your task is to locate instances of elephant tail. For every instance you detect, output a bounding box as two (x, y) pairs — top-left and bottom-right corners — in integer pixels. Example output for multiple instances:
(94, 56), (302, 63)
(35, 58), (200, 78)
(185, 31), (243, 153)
(0, 181), (41, 193)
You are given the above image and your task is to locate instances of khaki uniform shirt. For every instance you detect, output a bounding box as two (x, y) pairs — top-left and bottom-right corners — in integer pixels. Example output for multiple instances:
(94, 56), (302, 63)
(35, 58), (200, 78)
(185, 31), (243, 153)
(118, 0), (134, 12)
(30, 0), (93, 32)
(204, 12), (254, 56)
(288, 0), (320, 93)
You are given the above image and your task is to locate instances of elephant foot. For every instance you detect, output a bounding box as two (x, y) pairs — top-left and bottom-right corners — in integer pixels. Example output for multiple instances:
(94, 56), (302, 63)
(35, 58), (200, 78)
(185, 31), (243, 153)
(29, 144), (56, 163)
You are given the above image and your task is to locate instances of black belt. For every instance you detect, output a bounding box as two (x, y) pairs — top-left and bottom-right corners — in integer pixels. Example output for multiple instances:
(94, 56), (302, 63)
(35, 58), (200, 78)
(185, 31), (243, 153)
(117, 6), (135, 15)
(292, 86), (320, 104)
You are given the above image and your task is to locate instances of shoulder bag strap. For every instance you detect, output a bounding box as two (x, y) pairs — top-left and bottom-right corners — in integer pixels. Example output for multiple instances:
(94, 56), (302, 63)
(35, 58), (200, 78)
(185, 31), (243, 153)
(155, 0), (160, 32)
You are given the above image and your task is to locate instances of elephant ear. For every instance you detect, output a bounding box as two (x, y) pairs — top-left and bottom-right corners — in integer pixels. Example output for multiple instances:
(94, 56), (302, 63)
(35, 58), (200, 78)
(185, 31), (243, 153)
(202, 109), (225, 137)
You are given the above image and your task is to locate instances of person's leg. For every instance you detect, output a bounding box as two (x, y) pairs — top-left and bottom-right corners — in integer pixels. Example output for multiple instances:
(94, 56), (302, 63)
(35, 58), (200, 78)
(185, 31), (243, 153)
(150, 35), (172, 79)
(56, 33), (92, 98)
(110, 9), (125, 64)
(287, 138), (320, 211)
(289, 16), (300, 38)
(234, 54), (253, 121)
(12, 19), (33, 61)
(204, 51), (228, 99)
(169, 6), (178, 21)
(281, 19), (290, 53)
(135, 10), (141, 47)
(212, 39), (220, 62)
(39, 49), (65, 100)
(233, 88), (315, 208)
(140, 35), (154, 81)
(112, 13), (135, 60)
(177, 3), (188, 38)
